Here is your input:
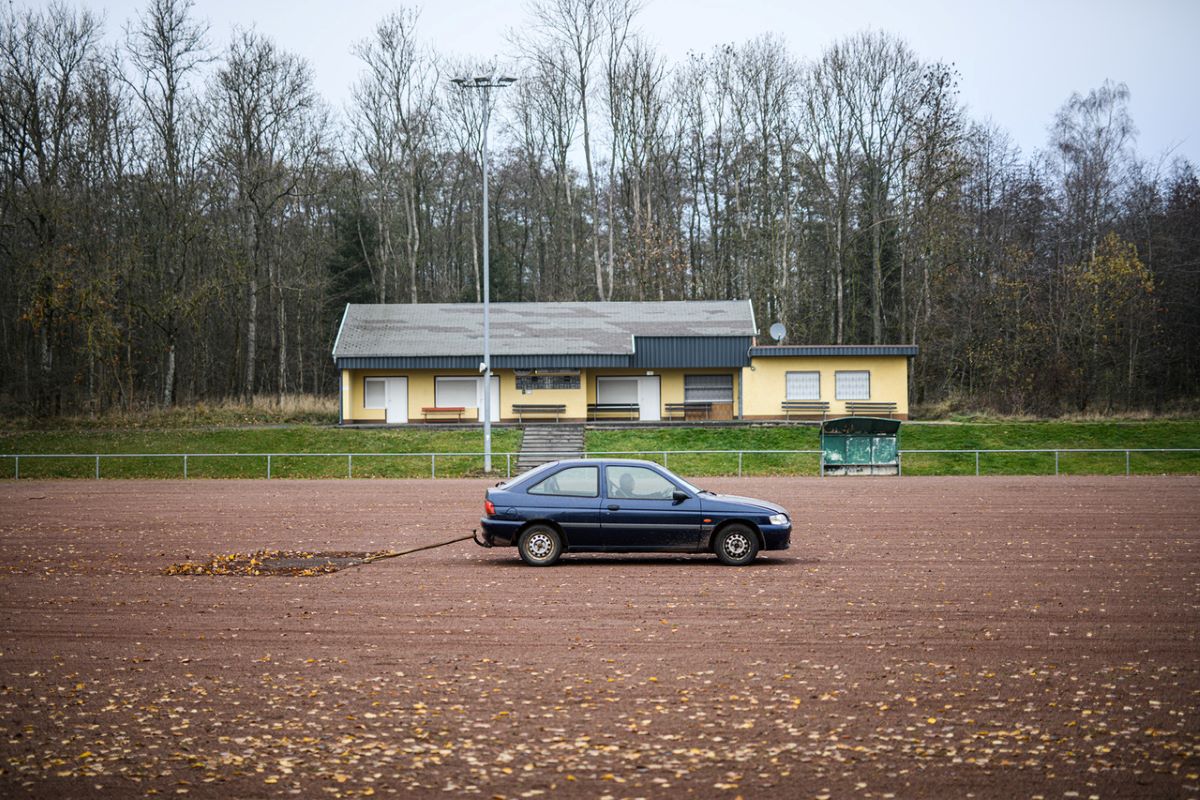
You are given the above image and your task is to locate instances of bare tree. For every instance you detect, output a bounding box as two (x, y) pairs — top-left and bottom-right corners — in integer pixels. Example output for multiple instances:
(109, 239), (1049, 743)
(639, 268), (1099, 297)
(512, 43), (582, 298)
(526, 0), (640, 301)
(0, 2), (105, 411)
(841, 31), (925, 344)
(801, 43), (858, 342)
(348, 10), (439, 305)
(124, 0), (210, 406)
(1051, 80), (1136, 262)
(210, 29), (324, 404)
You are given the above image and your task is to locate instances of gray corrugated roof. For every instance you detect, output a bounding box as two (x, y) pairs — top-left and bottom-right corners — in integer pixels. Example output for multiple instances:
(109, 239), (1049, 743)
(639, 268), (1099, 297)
(333, 301), (756, 358)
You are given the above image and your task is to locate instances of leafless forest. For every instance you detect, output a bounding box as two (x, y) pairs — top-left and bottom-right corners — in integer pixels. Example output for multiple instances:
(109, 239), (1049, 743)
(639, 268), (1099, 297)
(1, 0), (1196, 416)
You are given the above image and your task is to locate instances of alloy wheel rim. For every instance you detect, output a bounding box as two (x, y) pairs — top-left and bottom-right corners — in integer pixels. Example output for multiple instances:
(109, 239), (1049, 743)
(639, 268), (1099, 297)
(528, 532), (553, 560)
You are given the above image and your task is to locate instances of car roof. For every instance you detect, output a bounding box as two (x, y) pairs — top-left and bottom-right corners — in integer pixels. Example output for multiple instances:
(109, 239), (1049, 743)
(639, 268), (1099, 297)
(502, 458), (663, 487)
(538, 458), (661, 468)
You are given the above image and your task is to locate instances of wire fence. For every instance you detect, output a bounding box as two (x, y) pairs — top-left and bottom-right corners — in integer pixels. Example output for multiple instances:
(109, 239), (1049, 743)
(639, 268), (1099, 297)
(1, 448), (1199, 480)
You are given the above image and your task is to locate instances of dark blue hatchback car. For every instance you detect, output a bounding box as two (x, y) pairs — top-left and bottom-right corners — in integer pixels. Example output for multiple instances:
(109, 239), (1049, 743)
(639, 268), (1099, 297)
(477, 458), (791, 566)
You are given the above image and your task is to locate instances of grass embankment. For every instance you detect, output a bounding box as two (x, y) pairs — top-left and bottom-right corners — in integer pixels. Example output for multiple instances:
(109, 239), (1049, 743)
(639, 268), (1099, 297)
(587, 420), (1200, 477)
(0, 394), (339, 431)
(0, 426), (522, 479)
(2, 419), (1198, 479)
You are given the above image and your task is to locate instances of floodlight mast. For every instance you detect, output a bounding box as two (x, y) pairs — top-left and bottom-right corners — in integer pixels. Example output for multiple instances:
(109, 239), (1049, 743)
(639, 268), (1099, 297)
(452, 73), (516, 473)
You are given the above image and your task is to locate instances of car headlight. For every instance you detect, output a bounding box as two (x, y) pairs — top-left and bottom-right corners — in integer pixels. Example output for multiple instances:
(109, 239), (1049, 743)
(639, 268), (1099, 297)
(768, 513), (789, 526)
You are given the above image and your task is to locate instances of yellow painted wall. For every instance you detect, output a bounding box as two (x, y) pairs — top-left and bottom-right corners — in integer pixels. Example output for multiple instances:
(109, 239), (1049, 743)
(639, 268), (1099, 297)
(587, 368), (740, 417)
(343, 368), (592, 422)
(501, 369), (590, 420)
(344, 369), (489, 422)
(342, 359), (906, 422)
(741, 356), (910, 417)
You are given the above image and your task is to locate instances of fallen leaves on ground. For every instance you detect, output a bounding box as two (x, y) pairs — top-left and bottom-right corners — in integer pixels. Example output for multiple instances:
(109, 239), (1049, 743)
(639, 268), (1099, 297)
(163, 550), (381, 577)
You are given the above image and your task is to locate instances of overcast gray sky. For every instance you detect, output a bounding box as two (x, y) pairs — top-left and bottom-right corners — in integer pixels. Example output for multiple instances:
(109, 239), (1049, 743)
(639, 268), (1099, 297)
(90, 0), (1199, 164)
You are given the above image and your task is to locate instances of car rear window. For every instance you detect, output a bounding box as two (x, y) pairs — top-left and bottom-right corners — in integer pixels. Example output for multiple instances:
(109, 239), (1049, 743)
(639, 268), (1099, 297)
(527, 466), (599, 498)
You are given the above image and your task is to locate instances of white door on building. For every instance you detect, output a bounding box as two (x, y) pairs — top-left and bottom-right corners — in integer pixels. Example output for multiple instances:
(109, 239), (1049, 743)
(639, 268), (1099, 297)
(637, 376), (661, 421)
(385, 377), (408, 423)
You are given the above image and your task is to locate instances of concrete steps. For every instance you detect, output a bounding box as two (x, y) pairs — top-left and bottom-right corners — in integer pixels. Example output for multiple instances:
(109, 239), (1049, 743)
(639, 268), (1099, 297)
(516, 424), (584, 473)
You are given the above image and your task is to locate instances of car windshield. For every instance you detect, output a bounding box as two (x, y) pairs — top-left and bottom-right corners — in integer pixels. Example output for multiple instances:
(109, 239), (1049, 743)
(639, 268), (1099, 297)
(657, 465), (701, 495)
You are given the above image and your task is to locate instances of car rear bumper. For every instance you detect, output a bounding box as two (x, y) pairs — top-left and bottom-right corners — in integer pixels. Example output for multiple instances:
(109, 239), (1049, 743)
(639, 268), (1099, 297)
(480, 518), (521, 547)
(761, 523), (791, 551)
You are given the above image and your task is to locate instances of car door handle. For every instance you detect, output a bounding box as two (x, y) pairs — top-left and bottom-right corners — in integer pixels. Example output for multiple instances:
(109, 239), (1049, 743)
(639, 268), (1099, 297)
(607, 504), (620, 511)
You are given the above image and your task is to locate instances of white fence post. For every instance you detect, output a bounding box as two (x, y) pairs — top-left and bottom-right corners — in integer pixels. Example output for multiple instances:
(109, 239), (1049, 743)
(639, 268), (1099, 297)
(267, 454), (272, 479)
(95, 456), (100, 480)
(183, 454), (188, 479)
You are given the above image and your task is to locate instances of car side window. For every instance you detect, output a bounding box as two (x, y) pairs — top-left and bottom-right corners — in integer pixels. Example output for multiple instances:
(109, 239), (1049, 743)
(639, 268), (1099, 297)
(605, 466), (676, 501)
(527, 466), (599, 498)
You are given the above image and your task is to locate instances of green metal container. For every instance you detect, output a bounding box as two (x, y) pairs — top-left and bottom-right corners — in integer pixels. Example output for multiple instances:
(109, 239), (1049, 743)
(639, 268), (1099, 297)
(820, 417), (902, 476)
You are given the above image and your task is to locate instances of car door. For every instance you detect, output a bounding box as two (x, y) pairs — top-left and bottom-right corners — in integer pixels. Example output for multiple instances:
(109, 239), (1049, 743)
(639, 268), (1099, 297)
(521, 465), (603, 549)
(600, 464), (703, 551)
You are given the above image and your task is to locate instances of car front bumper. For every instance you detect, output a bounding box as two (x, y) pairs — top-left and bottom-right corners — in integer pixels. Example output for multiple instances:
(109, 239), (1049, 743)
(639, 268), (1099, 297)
(761, 523), (791, 551)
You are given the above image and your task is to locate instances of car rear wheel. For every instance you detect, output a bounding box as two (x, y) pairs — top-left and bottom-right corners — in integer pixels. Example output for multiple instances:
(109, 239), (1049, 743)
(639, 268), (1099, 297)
(518, 525), (563, 567)
(714, 524), (759, 566)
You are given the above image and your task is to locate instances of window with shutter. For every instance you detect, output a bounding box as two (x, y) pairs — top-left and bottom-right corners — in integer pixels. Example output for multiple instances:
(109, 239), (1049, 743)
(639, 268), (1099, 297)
(684, 374), (733, 403)
(834, 371), (870, 400)
(435, 377), (479, 408)
(785, 371), (820, 400)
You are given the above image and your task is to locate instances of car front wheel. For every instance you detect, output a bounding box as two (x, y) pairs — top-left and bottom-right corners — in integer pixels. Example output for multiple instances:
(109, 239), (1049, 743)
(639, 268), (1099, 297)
(518, 525), (563, 566)
(714, 524), (759, 566)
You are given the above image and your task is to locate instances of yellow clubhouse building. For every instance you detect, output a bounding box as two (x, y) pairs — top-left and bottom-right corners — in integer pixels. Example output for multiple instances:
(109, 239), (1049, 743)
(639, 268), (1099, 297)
(332, 301), (915, 424)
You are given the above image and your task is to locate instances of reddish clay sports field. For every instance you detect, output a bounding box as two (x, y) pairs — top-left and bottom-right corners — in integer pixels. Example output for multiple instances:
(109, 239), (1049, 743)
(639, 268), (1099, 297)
(1, 476), (1198, 799)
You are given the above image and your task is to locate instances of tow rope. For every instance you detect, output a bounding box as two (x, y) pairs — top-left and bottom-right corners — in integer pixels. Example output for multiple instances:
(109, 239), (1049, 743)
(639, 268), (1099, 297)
(361, 531), (484, 563)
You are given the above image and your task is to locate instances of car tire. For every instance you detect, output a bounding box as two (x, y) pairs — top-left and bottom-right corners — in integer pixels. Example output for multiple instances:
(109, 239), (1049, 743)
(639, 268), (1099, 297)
(714, 524), (759, 566)
(518, 525), (563, 567)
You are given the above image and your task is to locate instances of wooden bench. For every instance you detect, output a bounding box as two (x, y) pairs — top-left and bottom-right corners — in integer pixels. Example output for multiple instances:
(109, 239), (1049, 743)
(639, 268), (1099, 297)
(588, 403), (640, 420)
(845, 401), (898, 417)
(781, 400), (830, 420)
(512, 403), (567, 422)
(421, 406), (466, 422)
(664, 401), (712, 420)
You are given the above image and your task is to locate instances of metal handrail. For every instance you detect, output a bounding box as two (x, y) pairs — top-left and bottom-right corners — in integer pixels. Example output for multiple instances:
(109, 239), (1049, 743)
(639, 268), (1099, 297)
(1, 447), (1196, 479)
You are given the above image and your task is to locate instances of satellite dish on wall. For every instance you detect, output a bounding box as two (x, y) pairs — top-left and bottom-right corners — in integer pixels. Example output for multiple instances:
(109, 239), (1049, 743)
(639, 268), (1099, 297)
(769, 322), (787, 343)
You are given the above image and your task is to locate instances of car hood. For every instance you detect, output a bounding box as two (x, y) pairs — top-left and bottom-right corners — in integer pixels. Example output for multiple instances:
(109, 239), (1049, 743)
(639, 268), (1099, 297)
(700, 493), (789, 517)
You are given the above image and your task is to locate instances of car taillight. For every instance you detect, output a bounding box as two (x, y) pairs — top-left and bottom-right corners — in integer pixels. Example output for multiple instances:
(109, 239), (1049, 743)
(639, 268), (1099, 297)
(484, 499), (496, 516)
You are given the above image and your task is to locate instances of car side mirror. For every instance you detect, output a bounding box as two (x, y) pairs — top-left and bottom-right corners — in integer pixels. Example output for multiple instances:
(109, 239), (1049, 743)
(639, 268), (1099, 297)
(671, 490), (690, 505)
